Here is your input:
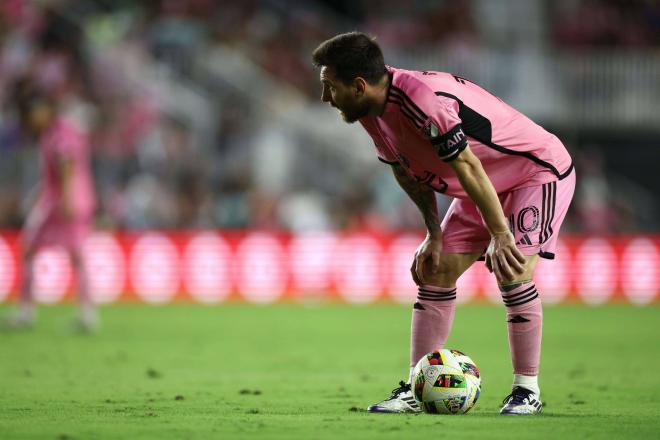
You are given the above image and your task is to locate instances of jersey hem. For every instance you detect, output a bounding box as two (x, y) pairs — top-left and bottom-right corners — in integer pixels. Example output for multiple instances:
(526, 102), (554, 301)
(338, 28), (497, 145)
(443, 244), (556, 260)
(378, 156), (399, 165)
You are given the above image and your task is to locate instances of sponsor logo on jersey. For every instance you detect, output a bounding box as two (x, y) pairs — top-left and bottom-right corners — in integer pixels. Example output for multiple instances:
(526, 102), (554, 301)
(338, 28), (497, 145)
(427, 124), (467, 157)
(445, 130), (465, 149)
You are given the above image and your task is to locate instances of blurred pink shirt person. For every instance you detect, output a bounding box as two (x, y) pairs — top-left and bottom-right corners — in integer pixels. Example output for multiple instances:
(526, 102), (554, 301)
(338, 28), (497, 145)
(24, 116), (95, 252)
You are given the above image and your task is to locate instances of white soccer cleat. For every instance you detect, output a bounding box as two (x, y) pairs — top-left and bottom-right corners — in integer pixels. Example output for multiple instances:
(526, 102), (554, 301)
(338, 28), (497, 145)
(500, 386), (543, 415)
(2, 307), (35, 330)
(367, 381), (422, 413)
(72, 307), (99, 333)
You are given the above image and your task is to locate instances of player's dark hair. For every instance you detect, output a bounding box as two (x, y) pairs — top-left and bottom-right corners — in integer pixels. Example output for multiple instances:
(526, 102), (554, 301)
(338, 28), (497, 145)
(312, 32), (387, 85)
(9, 76), (53, 120)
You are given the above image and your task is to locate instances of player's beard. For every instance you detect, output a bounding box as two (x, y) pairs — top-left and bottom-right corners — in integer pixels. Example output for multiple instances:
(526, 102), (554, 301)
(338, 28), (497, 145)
(337, 100), (370, 124)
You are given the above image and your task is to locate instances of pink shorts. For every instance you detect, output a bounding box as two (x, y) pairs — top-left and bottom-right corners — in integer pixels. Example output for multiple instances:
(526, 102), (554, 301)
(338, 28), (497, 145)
(441, 169), (576, 259)
(23, 206), (91, 253)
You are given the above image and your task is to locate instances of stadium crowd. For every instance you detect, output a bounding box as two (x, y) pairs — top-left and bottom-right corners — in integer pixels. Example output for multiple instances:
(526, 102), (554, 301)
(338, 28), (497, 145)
(0, 0), (657, 234)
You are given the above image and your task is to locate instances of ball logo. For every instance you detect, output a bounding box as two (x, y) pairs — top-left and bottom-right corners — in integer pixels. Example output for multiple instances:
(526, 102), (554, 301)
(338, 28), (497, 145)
(424, 366), (439, 382)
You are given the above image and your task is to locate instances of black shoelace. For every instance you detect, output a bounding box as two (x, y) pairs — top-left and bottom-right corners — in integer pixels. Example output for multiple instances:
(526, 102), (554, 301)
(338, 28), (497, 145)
(502, 386), (534, 405)
(387, 381), (411, 400)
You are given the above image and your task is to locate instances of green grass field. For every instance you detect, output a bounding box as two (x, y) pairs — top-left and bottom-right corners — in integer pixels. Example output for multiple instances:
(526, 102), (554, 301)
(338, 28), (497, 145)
(1, 303), (659, 439)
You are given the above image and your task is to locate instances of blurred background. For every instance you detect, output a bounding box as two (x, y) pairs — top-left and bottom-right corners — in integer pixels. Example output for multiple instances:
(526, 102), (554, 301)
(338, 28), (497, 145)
(0, 0), (658, 305)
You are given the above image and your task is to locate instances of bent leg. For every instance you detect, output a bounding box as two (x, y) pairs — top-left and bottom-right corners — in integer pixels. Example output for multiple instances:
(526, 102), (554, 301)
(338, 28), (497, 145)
(499, 256), (542, 393)
(410, 252), (481, 369)
(496, 172), (575, 399)
(70, 243), (99, 331)
(19, 249), (36, 307)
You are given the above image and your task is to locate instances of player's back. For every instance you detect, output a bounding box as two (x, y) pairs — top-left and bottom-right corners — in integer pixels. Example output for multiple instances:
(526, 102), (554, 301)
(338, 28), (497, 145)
(361, 67), (573, 197)
(394, 68), (573, 184)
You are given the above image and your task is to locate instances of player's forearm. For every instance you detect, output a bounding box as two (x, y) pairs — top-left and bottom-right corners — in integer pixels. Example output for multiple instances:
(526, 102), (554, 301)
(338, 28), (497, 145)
(391, 164), (442, 237)
(450, 149), (509, 235)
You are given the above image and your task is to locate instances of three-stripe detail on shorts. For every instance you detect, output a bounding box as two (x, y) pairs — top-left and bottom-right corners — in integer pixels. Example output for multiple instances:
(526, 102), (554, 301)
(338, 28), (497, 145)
(417, 287), (457, 302)
(502, 285), (538, 307)
(539, 181), (556, 244)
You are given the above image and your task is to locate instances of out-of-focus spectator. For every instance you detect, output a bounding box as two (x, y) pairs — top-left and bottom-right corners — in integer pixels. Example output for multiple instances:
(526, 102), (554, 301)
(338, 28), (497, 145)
(573, 147), (641, 234)
(552, 0), (660, 48)
(0, 0), (657, 234)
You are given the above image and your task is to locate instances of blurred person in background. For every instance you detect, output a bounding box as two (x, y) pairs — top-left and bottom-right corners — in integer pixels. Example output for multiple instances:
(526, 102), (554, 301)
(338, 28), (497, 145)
(3, 77), (97, 331)
(313, 32), (575, 415)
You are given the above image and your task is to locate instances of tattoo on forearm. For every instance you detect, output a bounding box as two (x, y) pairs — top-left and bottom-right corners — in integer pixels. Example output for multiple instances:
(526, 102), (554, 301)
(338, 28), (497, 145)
(393, 166), (441, 234)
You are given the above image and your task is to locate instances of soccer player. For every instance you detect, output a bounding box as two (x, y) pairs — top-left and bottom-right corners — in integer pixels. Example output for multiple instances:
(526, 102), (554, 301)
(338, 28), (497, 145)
(4, 79), (97, 331)
(312, 32), (575, 415)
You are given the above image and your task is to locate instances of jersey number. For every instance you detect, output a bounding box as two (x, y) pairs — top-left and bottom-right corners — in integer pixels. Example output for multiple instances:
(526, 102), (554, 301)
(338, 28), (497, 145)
(414, 171), (448, 193)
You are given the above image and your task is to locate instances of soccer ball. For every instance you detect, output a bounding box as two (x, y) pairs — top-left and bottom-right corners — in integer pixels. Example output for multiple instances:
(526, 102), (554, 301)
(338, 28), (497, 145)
(412, 348), (481, 414)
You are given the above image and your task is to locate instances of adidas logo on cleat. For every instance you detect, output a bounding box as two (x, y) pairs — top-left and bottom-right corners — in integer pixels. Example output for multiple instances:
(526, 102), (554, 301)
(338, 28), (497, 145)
(500, 386), (543, 415)
(367, 381), (422, 413)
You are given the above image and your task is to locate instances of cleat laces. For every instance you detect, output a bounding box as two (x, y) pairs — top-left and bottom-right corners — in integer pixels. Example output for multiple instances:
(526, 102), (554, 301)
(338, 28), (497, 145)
(387, 381), (411, 400)
(502, 386), (534, 406)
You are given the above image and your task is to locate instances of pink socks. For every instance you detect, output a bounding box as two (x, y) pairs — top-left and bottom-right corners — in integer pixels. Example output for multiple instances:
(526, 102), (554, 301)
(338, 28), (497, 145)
(408, 280), (542, 380)
(19, 255), (34, 307)
(500, 281), (543, 376)
(410, 285), (456, 368)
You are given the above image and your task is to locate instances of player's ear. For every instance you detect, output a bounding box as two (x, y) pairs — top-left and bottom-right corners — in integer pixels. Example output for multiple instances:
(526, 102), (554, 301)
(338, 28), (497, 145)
(353, 77), (367, 97)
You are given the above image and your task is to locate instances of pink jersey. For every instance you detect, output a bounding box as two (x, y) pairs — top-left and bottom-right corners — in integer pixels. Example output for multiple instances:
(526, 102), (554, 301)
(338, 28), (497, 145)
(37, 117), (95, 218)
(359, 66), (573, 199)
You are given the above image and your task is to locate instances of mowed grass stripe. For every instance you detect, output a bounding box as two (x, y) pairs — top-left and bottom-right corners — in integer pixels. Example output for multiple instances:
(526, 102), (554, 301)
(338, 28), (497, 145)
(0, 304), (658, 439)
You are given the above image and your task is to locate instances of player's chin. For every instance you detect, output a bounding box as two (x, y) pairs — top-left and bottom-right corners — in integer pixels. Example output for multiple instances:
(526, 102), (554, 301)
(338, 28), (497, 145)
(339, 110), (361, 124)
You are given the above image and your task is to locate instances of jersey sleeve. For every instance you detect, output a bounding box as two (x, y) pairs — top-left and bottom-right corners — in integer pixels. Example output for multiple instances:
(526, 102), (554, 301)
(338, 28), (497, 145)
(359, 119), (399, 165)
(393, 82), (468, 162)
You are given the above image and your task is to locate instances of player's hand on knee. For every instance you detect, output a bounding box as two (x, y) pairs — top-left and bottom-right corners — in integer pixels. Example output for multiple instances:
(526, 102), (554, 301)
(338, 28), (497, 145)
(486, 231), (526, 282)
(411, 235), (442, 285)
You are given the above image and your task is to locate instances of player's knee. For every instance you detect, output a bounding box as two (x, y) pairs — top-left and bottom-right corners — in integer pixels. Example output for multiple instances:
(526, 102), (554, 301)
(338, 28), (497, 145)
(23, 248), (35, 261)
(421, 258), (461, 286)
(69, 250), (83, 267)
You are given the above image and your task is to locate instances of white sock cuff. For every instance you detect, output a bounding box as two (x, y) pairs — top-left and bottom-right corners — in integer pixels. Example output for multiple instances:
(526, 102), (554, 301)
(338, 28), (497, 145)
(513, 374), (540, 396)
